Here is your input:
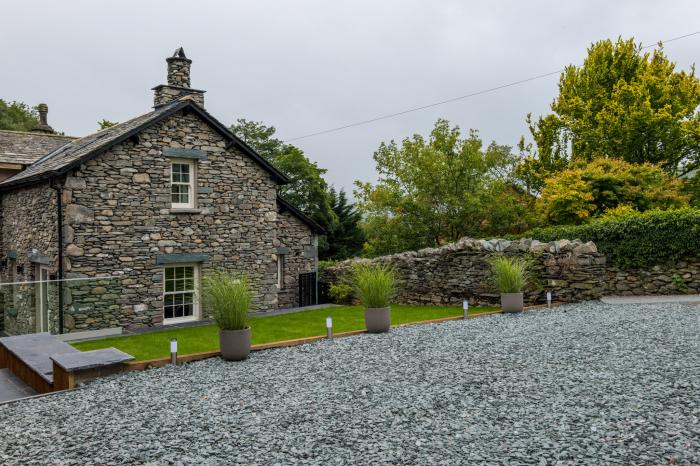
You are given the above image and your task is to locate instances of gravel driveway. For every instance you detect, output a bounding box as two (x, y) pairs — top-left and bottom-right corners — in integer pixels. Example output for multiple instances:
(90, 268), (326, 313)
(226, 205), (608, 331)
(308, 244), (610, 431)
(1, 302), (699, 465)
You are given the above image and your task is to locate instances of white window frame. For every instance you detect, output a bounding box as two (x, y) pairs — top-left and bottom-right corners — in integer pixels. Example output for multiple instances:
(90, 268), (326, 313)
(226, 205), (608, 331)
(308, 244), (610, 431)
(163, 263), (199, 325)
(170, 158), (195, 209)
(277, 254), (285, 289)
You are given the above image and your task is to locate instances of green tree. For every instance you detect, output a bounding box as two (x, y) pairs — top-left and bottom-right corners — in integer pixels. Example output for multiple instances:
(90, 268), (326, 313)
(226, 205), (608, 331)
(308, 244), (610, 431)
(231, 118), (284, 160)
(323, 188), (366, 260)
(680, 169), (700, 207)
(518, 37), (700, 193)
(0, 100), (37, 131)
(537, 158), (689, 225)
(229, 119), (339, 257)
(356, 119), (532, 256)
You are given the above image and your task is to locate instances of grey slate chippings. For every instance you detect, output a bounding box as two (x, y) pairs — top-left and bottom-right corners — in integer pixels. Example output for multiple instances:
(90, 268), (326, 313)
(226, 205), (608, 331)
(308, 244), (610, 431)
(0, 301), (699, 465)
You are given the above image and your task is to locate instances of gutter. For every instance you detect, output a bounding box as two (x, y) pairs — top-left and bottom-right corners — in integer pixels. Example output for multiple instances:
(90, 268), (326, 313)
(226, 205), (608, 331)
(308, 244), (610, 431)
(49, 177), (65, 334)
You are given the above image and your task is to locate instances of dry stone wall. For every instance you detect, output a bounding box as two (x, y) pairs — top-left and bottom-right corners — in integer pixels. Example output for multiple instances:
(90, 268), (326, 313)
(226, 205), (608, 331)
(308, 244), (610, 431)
(323, 236), (700, 306)
(323, 238), (606, 306)
(606, 260), (700, 295)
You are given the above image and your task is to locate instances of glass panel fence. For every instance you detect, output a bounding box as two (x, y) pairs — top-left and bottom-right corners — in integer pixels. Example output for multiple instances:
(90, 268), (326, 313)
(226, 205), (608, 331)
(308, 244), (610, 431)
(0, 275), (122, 336)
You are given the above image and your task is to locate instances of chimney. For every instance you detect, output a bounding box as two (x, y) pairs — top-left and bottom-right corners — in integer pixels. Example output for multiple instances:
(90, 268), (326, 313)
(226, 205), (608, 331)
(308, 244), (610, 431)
(152, 47), (205, 108)
(32, 103), (55, 134)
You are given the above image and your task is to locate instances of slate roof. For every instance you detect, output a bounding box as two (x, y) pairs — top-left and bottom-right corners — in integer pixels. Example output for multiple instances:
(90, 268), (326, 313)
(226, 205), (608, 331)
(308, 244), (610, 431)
(0, 98), (289, 190)
(0, 130), (75, 166)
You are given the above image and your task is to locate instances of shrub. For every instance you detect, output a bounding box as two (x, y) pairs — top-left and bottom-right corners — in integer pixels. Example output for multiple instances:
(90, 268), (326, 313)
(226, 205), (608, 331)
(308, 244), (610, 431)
(487, 255), (532, 293)
(203, 271), (251, 330)
(672, 274), (689, 294)
(317, 259), (336, 277)
(520, 208), (700, 268)
(353, 263), (396, 308)
(537, 159), (689, 226)
(329, 283), (354, 304)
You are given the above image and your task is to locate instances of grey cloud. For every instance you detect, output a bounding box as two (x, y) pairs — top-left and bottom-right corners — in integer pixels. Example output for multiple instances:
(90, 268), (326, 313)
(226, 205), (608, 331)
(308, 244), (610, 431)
(2, 0), (698, 194)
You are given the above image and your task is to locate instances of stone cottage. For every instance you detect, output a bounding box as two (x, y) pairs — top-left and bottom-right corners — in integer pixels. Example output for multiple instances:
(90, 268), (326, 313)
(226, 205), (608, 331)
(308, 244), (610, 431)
(0, 48), (323, 335)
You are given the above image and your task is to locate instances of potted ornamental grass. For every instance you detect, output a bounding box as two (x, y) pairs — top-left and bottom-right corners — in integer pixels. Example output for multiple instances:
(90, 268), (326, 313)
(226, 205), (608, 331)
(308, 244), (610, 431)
(203, 271), (252, 361)
(487, 255), (532, 313)
(353, 263), (396, 333)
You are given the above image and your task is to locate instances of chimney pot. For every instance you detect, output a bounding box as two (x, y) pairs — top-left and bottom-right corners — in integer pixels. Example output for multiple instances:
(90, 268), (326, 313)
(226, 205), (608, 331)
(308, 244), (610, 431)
(166, 47), (192, 87)
(32, 103), (54, 134)
(38, 103), (48, 125)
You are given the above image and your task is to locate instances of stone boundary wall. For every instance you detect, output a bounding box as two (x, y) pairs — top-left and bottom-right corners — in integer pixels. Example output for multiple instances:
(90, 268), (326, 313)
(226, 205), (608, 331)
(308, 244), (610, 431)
(322, 237), (700, 306)
(607, 260), (700, 295)
(323, 238), (606, 306)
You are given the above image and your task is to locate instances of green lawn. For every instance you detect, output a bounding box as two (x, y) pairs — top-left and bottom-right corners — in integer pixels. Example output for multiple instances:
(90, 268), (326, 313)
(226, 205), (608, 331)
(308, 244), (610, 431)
(72, 304), (498, 361)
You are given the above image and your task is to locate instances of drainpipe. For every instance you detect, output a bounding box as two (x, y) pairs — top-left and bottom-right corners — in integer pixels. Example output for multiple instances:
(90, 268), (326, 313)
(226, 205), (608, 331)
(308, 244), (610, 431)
(50, 178), (65, 334)
(314, 234), (319, 305)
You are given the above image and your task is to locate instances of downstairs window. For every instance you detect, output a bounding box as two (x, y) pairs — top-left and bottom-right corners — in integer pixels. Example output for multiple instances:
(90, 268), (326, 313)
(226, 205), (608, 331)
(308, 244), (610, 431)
(163, 264), (198, 323)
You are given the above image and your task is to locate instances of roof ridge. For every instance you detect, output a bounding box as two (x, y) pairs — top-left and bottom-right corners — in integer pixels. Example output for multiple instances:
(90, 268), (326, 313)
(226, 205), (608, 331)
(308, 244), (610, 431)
(0, 129), (77, 139)
(0, 99), (288, 190)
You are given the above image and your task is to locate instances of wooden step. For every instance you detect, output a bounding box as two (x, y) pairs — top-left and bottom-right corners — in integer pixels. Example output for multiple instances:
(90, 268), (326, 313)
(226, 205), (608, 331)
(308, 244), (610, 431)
(0, 333), (78, 393)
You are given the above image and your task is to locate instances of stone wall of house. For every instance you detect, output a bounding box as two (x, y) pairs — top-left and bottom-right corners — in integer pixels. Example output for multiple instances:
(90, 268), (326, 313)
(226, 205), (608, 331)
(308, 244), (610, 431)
(60, 110), (281, 331)
(0, 196), (3, 332)
(322, 238), (606, 306)
(276, 209), (317, 308)
(0, 182), (60, 334)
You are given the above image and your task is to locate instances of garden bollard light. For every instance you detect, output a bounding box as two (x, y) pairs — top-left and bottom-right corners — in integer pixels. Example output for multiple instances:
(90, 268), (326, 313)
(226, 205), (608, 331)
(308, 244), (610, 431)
(326, 316), (333, 339)
(463, 300), (469, 319)
(170, 338), (178, 365)
(546, 291), (552, 308)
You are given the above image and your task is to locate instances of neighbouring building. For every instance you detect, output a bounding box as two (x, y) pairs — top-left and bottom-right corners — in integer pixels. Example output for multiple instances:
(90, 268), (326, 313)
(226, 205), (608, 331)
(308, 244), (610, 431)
(0, 105), (75, 181)
(0, 48), (323, 335)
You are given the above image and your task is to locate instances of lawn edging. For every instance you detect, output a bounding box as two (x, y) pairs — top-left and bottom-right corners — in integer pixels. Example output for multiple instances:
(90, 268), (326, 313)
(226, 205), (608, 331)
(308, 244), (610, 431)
(124, 303), (562, 371)
(3, 302), (563, 400)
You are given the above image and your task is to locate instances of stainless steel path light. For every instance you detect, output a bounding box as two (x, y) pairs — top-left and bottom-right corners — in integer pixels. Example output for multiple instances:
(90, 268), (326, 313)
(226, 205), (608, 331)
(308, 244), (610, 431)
(326, 316), (333, 339)
(463, 300), (469, 319)
(546, 291), (552, 308)
(170, 338), (178, 365)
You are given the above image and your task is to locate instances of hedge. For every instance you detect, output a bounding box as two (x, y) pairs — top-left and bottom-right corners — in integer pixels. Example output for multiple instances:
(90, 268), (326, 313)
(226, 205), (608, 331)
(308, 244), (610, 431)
(515, 208), (700, 269)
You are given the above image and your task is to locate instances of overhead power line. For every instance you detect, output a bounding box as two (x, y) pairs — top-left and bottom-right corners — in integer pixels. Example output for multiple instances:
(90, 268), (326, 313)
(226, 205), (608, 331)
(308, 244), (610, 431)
(284, 30), (700, 142)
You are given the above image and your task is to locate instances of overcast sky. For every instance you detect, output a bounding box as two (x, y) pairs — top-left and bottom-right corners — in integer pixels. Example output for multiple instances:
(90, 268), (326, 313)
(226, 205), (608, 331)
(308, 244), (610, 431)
(2, 0), (699, 194)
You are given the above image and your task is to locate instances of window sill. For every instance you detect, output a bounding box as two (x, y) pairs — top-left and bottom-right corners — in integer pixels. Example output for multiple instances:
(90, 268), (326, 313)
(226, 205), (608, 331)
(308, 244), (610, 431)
(163, 316), (198, 326)
(168, 208), (202, 214)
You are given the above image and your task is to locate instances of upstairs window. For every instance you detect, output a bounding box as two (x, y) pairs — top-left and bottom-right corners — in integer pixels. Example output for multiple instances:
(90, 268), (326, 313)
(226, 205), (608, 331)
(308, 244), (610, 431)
(171, 160), (195, 209)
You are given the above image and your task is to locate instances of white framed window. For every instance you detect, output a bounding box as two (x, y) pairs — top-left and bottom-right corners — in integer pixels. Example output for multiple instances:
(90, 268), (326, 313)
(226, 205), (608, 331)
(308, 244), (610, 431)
(277, 254), (285, 288)
(170, 159), (195, 209)
(163, 264), (199, 324)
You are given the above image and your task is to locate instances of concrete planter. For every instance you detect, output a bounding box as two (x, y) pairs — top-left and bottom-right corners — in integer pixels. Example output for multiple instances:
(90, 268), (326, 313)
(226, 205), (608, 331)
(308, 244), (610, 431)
(364, 307), (391, 333)
(501, 293), (524, 313)
(220, 328), (251, 361)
